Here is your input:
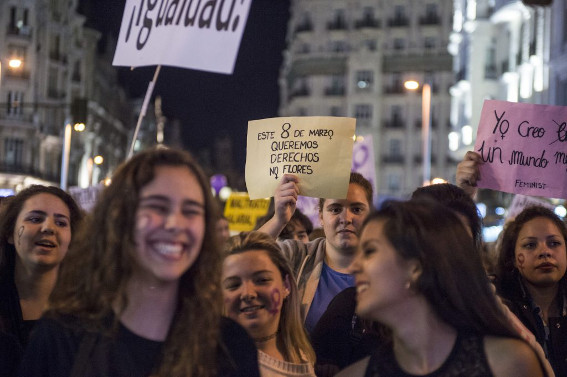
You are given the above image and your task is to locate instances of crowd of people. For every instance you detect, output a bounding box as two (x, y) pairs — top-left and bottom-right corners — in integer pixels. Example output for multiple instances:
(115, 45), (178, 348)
(0, 146), (564, 377)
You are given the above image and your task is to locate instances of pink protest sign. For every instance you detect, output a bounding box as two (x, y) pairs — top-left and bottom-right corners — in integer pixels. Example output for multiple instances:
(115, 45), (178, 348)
(474, 100), (567, 199)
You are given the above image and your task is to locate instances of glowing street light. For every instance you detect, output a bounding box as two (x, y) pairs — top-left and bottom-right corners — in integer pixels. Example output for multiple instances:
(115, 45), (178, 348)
(404, 80), (432, 186)
(60, 119), (85, 190)
(8, 58), (22, 69)
(93, 155), (104, 165)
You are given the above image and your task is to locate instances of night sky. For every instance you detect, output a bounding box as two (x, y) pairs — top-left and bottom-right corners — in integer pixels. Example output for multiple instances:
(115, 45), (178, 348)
(79, 0), (291, 172)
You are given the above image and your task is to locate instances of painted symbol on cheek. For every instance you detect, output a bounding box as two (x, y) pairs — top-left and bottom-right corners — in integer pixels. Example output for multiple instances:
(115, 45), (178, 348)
(268, 289), (281, 315)
(136, 214), (152, 231)
(17, 226), (24, 247)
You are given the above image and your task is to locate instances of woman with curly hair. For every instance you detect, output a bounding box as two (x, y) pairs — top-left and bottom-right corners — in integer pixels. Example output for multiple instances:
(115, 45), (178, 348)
(222, 231), (316, 377)
(496, 205), (567, 377)
(19, 147), (259, 377)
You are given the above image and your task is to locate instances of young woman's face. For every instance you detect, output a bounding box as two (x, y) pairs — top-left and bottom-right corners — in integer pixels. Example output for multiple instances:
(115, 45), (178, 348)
(133, 165), (205, 286)
(351, 220), (416, 323)
(222, 249), (290, 339)
(514, 217), (567, 289)
(10, 193), (72, 272)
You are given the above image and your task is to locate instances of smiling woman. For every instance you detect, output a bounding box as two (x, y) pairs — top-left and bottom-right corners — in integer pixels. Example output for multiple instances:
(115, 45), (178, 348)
(0, 185), (82, 374)
(222, 231), (316, 377)
(18, 147), (260, 377)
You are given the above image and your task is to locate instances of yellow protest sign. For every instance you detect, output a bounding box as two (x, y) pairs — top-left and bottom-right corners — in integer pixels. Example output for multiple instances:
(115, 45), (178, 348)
(245, 116), (355, 200)
(223, 192), (271, 232)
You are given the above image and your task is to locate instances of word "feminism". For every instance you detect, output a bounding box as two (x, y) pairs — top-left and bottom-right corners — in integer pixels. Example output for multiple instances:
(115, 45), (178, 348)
(124, 0), (245, 50)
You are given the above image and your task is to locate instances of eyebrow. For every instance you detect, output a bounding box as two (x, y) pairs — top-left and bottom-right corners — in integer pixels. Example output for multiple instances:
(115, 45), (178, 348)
(26, 210), (70, 221)
(139, 195), (204, 208)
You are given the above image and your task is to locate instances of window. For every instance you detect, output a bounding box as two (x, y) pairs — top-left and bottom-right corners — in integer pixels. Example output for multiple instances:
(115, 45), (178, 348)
(424, 37), (436, 49)
(7, 91), (24, 116)
(330, 106), (342, 116)
(4, 138), (24, 166)
(389, 139), (402, 156)
(393, 38), (405, 50)
(330, 40), (348, 53)
(394, 5), (406, 19)
(425, 4), (438, 18)
(356, 70), (374, 90)
(363, 39), (377, 51)
(387, 173), (401, 191)
(354, 104), (372, 120)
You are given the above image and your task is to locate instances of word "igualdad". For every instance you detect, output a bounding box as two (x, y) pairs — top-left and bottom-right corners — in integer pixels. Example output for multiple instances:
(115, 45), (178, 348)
(124, 0), (245, 50)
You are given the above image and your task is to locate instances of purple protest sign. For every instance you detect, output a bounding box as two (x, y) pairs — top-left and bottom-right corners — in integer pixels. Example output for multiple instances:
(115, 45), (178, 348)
(474, 100), (567, 199)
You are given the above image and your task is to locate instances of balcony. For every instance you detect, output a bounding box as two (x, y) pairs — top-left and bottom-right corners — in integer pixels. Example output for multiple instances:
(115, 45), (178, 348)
(419, 15), (441, 25)
(383, 119), (405, 129)
(382, 155), (405, 164)
(388, 17), (409, 27)
(5, 69), (30, 80)
(414, 155), (437, 164)
(327, 19), (348, 31)
(415, 119), (438, 129)
(295, 21), (313, 33)
(7, 25), (32, 38)
(325, 87), (345, 96)
(0, 162), (60, 183)
(384, 84), (405, 94)
(289, 86), (310, 100)
(355, 17), (380, 29)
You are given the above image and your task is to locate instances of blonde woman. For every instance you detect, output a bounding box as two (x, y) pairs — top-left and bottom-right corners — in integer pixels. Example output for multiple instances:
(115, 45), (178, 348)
(223, 231), (316, 377)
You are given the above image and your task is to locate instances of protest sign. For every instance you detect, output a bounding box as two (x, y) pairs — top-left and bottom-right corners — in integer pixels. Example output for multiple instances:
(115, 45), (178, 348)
(223, 192), (270, 232)
(474, 100), (567, 199)
(68, 184), (104, 212)
(245, 116), (356, 200)
(506, 194), (555, 220)
(112, 0), (252, 74)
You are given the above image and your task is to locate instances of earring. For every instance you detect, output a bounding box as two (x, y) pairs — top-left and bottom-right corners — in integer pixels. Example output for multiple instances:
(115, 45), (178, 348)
(405, 281), (412, 290)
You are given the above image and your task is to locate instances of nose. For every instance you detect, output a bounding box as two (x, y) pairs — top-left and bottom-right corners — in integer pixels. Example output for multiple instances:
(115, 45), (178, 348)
(164, 209), (184, 231)
(240, 281), (257, 301)
(41, 218), (55, 235)
(339, 208), (353, 225)
(538, 244), (552, 259)
(349, 252), (362, 274)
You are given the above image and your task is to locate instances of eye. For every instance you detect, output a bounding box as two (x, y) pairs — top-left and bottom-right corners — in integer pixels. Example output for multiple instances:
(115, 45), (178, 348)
(363, 247), (376, 256)
(328, 206), (342, 214)
(143, 203), (169, 214)
(182, 207), (204, 218)
(55, 220), (69, 227)
(26, 216), (43, 224)
(521, 242), (536, 250)
(255, 277), (272, 285)
(224, 282), (241, 291)
(351, 206), (365, 215)
(548, 240), (563, 248)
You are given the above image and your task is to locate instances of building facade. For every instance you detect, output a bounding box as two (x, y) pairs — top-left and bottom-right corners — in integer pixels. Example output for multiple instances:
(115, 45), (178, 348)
(0, 0), (133, 194)
(280, 0), (457, 199)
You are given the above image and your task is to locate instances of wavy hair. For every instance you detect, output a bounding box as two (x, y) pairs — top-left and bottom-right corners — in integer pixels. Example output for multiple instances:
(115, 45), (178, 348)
(362, 200), (518, 338)
(47, 147), (223, 377)
(496, 205), (567, 298)
(224, 231), (316, 364)
(0, 185), (83, 272)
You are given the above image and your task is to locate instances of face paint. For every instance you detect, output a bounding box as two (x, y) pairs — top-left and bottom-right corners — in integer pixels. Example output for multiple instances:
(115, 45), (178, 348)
(516, 253), (526, 269)
(17, 226), (24, 247)
(136, 214), (152, 231)
(268, 289), (281, 315)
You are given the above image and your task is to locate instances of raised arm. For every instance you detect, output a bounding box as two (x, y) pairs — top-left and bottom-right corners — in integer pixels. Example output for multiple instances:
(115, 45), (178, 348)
(456, 151), (483, 199)
(257, 174), (300, 238)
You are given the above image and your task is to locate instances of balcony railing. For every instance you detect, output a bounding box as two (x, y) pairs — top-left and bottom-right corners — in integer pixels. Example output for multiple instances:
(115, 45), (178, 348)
(382, 155), (405, 164)
(419, 15), (441, 25)
(325, 87), (345, 96)
(295, 22), (313, 33)
(327, 19), (348, 31)
(7, 25), (32, 38)
(355, 17), (380, 29)
(383, 119), (405, 129)
(388, 17), (409, 27)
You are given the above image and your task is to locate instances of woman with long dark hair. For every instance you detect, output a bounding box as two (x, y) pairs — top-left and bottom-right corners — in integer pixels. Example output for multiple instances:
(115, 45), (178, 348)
(18, 147), (259, 377)
(339, 200), (544, 377)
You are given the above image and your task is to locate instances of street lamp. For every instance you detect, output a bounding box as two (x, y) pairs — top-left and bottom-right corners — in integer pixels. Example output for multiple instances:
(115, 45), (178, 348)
(60, 119), (85, 190)
(404, 80), (431, 186)
(8, 58), (22, 69)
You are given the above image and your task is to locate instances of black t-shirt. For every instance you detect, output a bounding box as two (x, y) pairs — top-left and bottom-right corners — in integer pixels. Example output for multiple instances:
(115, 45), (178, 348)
(18, 314), (259, 377)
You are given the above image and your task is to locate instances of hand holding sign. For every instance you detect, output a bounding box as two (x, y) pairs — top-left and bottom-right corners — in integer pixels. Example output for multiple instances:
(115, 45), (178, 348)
(474, 100), (567, 199)
(246, 116), (355, 200)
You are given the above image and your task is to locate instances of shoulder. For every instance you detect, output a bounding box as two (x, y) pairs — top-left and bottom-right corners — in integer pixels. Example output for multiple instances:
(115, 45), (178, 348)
(484, 336), (544, 377)
(335, 356), (370, 377)
(219, 317), (260, 377)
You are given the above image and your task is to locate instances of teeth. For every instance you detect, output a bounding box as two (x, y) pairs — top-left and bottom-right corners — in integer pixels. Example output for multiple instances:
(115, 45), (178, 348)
(356, 283), (369, 293)
(153, 242), (182, 256)
(241, 305), (263, 313)
(36, 241), (55, 247)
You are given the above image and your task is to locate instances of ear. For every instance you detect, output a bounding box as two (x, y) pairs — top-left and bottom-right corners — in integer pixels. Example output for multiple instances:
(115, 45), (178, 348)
(407, 259), (423, 285)
(318, 211), (324, 227)
(283, 274), (291, 298)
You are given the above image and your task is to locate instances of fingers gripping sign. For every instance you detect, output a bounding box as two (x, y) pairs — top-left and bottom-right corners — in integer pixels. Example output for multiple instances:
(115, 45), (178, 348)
(274, 174), (300, 226)
(456, 151), (484, 198)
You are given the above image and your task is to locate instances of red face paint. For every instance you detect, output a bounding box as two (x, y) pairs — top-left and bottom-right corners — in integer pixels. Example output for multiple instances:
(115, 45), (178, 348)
(268, 289), (281, 315)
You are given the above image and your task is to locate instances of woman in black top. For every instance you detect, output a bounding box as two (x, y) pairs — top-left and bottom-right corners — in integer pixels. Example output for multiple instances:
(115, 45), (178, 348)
(339, 200), (543, 377)
(19, 147), (259, 377)
(496, 205), (567, 377)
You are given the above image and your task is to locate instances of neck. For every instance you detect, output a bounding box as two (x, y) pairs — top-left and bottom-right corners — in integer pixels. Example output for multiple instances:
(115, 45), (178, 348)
(15, 261), (59, 320)
(324, 244), (355, 273)
(256, 332), (285, 361)
(524, 281), (559, 321)
(389, 299), (457, 375)
(118, 277), (179, 341)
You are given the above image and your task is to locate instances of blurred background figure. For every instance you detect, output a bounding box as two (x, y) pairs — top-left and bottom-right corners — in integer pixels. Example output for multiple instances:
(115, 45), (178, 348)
(277, 209), (313, 244)
(216, 215), (231, 245)
(223, 231), (316, 376)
